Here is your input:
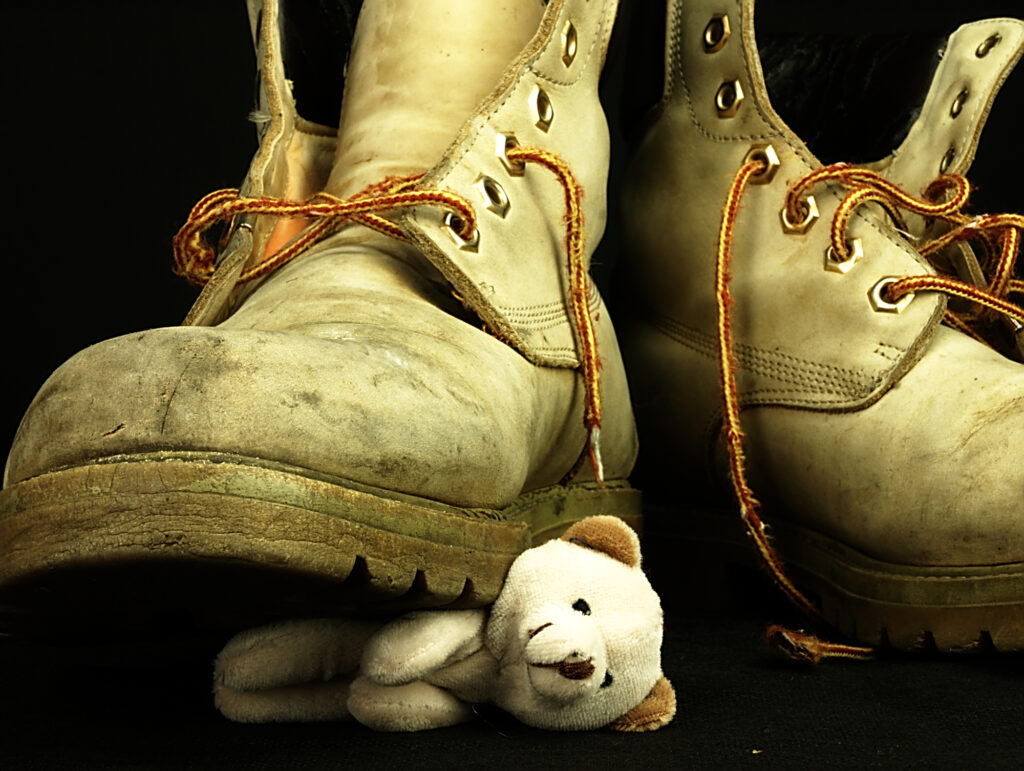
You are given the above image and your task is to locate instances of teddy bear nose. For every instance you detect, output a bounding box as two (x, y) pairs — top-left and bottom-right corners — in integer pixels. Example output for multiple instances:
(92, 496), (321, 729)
(532, 656), (596, 680)
(557, 658), (596, 680)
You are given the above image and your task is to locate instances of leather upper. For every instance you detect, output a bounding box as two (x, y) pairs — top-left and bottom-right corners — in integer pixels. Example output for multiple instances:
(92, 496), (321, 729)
(625, 0), (945, 413)
(622, 0), (1024, 566)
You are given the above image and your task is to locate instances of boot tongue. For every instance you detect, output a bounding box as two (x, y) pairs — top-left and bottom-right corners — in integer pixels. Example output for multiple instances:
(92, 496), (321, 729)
(325, 0), (544, 198)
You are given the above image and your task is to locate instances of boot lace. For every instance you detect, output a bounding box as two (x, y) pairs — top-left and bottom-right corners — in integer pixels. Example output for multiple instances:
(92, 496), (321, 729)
(173, 146), (605, 482)
(784, 165), (1024, 351)
(719, 156), (1023, 663)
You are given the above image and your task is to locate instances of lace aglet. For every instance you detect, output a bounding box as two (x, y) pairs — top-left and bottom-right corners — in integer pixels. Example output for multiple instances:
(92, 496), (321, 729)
(766, 624), (874, 664)
(587, 426), (605, 486)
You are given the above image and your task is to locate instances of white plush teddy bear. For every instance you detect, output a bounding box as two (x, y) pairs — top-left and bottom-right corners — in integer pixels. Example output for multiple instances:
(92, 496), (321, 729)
(213, 516), (675, 732)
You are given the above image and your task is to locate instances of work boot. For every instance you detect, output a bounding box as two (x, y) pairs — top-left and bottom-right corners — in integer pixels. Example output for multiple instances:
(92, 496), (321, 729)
(622, 0), (1024, 652)
(0, 0), (639, 639)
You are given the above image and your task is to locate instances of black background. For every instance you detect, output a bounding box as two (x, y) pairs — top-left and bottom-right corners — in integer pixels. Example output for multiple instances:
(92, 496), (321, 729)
(2, 2), (1023, 767)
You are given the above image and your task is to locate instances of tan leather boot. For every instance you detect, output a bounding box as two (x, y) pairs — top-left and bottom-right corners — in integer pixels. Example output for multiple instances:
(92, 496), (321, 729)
(0, 0), (639, 636)
(623, 0), (1024, 652)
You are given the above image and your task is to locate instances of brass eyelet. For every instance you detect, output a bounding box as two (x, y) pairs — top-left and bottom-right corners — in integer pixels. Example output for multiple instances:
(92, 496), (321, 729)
(561, 20), (578, 67)
(976, 33), (1002, 57)
(950, 88), (968, 118)
(442, 211), (479, 252)
(743, 144), (780, 184)
(533, 86), (554, 133)
(780, 195), (819, 234)
(824, 238), (863, 274)
(475, 175), (510, 218)
(939, 145), (956, 174)
(703, 14), (731, 53)
(715, 80), (744, 118)
(497, 133), (525, 176)
(869, 277), (914, 313)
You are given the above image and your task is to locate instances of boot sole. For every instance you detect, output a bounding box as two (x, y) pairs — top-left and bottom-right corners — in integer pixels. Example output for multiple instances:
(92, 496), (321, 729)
(0, 451), (640, 640)
(644, 503), (1024, 653)
(772, 520), (1024, 653)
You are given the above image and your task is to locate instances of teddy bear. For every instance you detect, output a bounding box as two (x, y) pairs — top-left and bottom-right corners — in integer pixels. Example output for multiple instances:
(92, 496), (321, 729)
(213, 515), (675, 732)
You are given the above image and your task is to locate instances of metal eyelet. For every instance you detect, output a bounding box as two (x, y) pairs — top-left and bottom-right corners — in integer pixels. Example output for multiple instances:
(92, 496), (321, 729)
(703, 14), (731, 53)
(442, 211), (479, 252)
(475, 175), (510, 218)
(939, 145), (956, 174)
(561, 20), (578, 67)
(824, 238), (863, 274)
(533, 86), (554, 132)
(743, 144), (780, 184)
(976, 33), (1002, 57)
(715, 80), (744, 118)
(869, 277), (914, 313)
(780, 195), (819, 234)
(497, 133), (525, 176)
(950, 88), (968, 118)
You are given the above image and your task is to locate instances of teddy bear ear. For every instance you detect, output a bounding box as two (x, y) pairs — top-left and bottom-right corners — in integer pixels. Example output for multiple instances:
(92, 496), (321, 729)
(561, 515), (642, 568)
(607, 675), (676, 732)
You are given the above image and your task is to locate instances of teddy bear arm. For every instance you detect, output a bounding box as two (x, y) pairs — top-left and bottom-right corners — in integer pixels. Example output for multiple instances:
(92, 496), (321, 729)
(215, 676), (356, 723)
(347, 675), (475, 731)
(424, 646), (499, 705)
(215, 618), (382, 692)
(362, 608), (487, 686)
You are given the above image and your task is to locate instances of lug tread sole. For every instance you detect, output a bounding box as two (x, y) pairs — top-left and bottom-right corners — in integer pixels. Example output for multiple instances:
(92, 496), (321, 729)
(643, 503), (1024, 653)
(770, 520), (1024, 653)
(0, 452), (640, 639)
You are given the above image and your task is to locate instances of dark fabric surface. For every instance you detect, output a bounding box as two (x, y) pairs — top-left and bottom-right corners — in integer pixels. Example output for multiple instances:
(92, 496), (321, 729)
(3, 2), (1023, 767)
(3, 600), (1023, 769)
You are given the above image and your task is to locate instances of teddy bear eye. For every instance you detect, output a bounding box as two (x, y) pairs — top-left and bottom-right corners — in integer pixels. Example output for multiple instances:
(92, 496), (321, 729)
(600, 671), (613, 689)
(572, 599), (591, 615)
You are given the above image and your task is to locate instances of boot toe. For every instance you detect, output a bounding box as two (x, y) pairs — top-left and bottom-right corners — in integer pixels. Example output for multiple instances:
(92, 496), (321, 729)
(7, 321), (539, 508)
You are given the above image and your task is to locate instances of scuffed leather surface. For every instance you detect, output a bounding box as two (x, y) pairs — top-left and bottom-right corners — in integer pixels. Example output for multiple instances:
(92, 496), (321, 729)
(740, 327), (1024, 566)
(8, 228), (635, 505)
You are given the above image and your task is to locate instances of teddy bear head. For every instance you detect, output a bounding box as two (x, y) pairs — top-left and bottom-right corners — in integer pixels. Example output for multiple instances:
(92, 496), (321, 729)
(484, 515), (675, 731)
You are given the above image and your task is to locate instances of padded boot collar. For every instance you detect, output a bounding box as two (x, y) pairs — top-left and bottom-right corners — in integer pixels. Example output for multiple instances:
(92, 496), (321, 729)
(186, 0), (340, 327)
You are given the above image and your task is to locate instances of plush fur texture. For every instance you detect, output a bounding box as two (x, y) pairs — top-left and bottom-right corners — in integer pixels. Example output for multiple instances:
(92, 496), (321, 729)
(214, 516), (675, 731)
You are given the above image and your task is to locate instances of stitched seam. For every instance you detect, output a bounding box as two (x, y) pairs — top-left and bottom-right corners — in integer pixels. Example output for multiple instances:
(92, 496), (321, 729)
(873, 343), (903, 363)
(509, 314), (571, 332)
(655, 312), (867, 383)
(499, 281), (597, 314)
(741, 390), (869, 406)
(665, 0), (783, 144)
(653, 313), (882, 396)
(530, 0), (608, 88)
(500, 285), (598, 326)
